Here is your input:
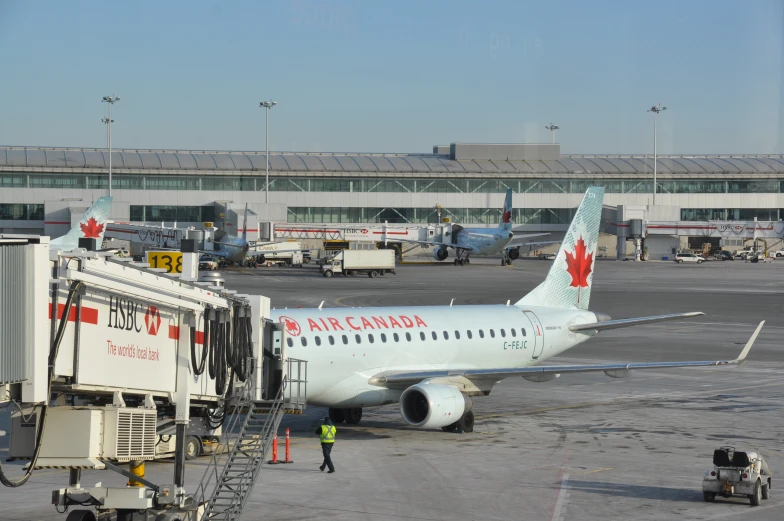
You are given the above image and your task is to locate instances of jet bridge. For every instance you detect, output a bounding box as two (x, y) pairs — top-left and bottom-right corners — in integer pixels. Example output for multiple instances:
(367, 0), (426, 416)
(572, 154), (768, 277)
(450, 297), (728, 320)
(0, 234), (306, 521)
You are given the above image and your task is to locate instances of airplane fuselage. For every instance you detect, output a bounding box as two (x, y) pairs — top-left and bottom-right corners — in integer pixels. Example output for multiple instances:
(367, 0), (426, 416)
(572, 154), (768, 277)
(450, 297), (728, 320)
(272, 305), (598, 408)
(456, 227), (515, 256)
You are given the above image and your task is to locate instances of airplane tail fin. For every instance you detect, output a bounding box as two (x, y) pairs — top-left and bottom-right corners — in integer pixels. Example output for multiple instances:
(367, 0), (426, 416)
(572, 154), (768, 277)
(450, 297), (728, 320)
(516, 187), (604, 310)
(242, 203), (248, 241)
(50, 196), (113, 251)
(500, 188), (513, 231)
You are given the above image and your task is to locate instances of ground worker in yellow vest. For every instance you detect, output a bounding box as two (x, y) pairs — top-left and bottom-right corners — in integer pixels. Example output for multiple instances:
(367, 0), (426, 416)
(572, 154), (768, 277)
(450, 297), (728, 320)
(315, 417), (336, 473)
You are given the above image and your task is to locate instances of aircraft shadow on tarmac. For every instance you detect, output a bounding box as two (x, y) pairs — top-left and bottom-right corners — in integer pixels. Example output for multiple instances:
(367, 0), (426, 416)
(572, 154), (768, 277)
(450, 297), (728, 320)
(565, 480), (755, 505)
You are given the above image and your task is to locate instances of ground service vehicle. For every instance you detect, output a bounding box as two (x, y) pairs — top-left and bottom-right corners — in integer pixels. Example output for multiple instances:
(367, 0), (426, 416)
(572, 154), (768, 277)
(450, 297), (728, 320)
(714, 250), (734, 261)
(703, 447), (772, 505)
(772, 250), (784, 258)
(198, 254), (218, 271)
(674, 252), (705, 263)
(321, 249), (396, 278)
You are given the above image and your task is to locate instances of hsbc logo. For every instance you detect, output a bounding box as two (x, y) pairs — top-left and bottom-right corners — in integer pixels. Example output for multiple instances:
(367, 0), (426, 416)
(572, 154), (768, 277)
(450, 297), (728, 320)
(107, 297), (163, 336)
(144, 306), (162, 335)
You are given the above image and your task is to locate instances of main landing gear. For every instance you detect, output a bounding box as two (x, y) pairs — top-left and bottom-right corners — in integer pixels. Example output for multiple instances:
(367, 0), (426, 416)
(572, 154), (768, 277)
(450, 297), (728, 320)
(500, 250), (512, 266)
(329, 407), (363, 425)
(441, 411), (475, 433)
(453, 250), (470, 266)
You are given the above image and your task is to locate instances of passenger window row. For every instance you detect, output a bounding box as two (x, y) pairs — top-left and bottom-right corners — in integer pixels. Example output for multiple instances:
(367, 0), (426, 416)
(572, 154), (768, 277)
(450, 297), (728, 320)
(285, 327), (528, 347)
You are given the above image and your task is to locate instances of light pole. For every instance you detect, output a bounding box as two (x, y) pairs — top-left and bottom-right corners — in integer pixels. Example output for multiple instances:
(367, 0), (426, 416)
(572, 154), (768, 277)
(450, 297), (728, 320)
(545, 123), (559, 144)
(647, 103), (667, 205)
(259, 100), (277, 204)
(102, 95), (120, 197)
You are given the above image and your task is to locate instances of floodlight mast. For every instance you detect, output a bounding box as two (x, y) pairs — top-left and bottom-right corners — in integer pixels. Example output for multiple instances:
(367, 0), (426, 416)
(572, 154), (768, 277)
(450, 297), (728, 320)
(545, 123), (560, 144)
(102, 95), (120, 197)
(647, 103), (667, 205)
(259, 100), (277, 204)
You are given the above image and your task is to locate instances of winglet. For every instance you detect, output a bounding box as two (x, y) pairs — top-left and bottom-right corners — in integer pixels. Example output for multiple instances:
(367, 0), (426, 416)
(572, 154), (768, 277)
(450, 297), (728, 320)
(734, 321), (764, 366)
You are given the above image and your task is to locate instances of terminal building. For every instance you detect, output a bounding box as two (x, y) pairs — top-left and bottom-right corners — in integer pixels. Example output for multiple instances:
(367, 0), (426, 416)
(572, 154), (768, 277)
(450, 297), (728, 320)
(1, 143), (783, 257)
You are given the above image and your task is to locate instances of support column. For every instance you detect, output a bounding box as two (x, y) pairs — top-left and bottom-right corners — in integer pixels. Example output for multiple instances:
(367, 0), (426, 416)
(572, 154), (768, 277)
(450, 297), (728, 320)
(173, 312), (194, 498)
(616, 236), (625, 261)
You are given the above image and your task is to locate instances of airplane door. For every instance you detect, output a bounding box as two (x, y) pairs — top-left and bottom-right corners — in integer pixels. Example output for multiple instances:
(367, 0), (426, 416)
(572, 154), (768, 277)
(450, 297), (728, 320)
(523, 311), (544, 359)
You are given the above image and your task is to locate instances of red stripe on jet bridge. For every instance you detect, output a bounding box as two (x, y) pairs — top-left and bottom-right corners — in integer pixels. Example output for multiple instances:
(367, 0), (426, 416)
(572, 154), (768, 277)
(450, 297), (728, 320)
(48, 303), (99, 325)
(371, 231), (409, 235)
(168, 326), (205, 344)
(44, 221), (71, 225)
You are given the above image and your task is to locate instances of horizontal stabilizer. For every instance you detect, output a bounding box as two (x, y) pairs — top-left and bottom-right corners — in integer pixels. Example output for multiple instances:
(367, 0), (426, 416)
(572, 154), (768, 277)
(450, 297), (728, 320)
(568, 312), (704, 333)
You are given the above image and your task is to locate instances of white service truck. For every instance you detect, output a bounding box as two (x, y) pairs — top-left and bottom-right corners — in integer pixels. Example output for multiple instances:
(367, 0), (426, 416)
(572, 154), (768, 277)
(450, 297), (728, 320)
(321, 250), (396, 278)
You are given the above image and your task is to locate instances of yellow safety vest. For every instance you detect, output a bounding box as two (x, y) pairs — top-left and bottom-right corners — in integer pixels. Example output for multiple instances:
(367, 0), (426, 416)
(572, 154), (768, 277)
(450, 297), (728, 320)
(320, 425), (336, 444)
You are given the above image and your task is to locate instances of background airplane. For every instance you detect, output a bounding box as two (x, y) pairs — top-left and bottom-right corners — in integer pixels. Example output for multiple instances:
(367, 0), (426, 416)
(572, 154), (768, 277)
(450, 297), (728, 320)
(208, 204), (303, 264)
(397, 188), (555, 266)
(271, 186), (763, 432)
(50, 196), (113, 251)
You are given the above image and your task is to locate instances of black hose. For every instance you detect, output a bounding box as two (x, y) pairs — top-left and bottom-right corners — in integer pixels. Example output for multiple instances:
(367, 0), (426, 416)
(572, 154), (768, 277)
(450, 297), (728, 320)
(0, 281), (83, 488)
(208, 310), (218, 379)
(191, 311), (208, 376)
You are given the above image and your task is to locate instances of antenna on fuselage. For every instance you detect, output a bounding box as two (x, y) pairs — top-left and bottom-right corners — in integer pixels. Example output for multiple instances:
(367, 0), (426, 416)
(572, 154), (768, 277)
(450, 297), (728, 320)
(318, 301), (324, 310)
(506, 300), (510, 306)
(450, 298), (454, 307)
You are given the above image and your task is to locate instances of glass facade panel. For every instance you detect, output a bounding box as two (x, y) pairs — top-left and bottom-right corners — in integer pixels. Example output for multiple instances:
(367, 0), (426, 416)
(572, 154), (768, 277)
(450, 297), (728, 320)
(129, 206), (215, 222)
(0, 204), (43, 220)
(2, 172), (783, 194)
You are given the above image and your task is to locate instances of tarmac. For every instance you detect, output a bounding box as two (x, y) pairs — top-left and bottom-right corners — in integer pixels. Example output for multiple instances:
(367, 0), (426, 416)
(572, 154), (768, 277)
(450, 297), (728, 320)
(2, 256), (783, 520)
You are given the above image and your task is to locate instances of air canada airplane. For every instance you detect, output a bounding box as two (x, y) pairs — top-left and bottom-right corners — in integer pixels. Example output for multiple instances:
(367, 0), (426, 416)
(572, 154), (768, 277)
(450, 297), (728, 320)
(50, 196), (113, 250)
(206, 204), (303, 264)
(399, 188), (553, 266)
(272, 186), (764, 432)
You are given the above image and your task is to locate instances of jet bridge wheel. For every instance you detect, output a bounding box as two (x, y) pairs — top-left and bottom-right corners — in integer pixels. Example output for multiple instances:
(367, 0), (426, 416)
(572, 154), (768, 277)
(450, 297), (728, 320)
(185, 436), (202, 460)
(66, 510), (97, 521)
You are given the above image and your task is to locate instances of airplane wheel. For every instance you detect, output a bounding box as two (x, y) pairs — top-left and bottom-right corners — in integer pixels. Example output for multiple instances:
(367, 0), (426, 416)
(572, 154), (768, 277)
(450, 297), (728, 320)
(329, 408), (345, 423)
(506, 260), (512, 266)
(454, 259), (459, 266)
(465, 258), (470, 264)
(344, 408), (362, 425)
(458, 259), (464, 266)
(441, 421), (458, 433)
(458, 411), (474, 433)
(501, 259), (506, 266)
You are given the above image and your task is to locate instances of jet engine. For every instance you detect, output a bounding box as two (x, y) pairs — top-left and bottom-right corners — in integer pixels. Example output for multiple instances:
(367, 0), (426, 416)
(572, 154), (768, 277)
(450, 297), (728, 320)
(433, 247), (449, 261)
(507, 247), (520, 260)
(399, 383), (471, 429)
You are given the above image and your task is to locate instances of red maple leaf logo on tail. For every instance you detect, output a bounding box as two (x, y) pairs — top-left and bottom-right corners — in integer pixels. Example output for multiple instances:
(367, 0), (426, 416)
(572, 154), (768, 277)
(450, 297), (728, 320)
(502, 210), (511, 223)
(564, 236), (593, 303)
(80, 217), (104, 238)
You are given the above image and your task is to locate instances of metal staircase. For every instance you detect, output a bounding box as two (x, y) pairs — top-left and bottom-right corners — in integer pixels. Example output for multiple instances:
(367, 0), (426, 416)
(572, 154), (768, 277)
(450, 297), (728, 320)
(187, 380), (286, 521)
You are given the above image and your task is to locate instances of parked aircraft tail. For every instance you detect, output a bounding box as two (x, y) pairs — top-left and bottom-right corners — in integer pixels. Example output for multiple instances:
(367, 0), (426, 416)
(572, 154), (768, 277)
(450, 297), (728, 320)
(50, 196), (113, 251)
(500, 188), (513, 231)
(516, 187), (604, 310)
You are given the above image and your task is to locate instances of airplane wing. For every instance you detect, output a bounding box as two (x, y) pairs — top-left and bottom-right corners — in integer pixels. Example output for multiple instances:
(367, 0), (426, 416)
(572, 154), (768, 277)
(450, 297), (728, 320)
(395, 238), (475, 252)
(368, 321), (763, 390)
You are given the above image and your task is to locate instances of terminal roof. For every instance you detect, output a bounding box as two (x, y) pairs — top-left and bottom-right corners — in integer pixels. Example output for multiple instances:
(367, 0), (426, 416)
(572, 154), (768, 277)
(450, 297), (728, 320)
(1, 146), (783, 175)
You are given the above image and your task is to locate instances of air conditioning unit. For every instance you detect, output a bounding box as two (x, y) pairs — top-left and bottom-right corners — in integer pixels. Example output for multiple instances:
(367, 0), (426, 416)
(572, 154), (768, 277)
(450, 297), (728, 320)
(35, 406), (157, 468)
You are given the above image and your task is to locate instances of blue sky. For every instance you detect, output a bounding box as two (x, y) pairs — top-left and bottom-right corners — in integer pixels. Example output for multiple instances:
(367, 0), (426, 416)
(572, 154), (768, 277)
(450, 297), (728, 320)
(0, 0), (782, 154)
